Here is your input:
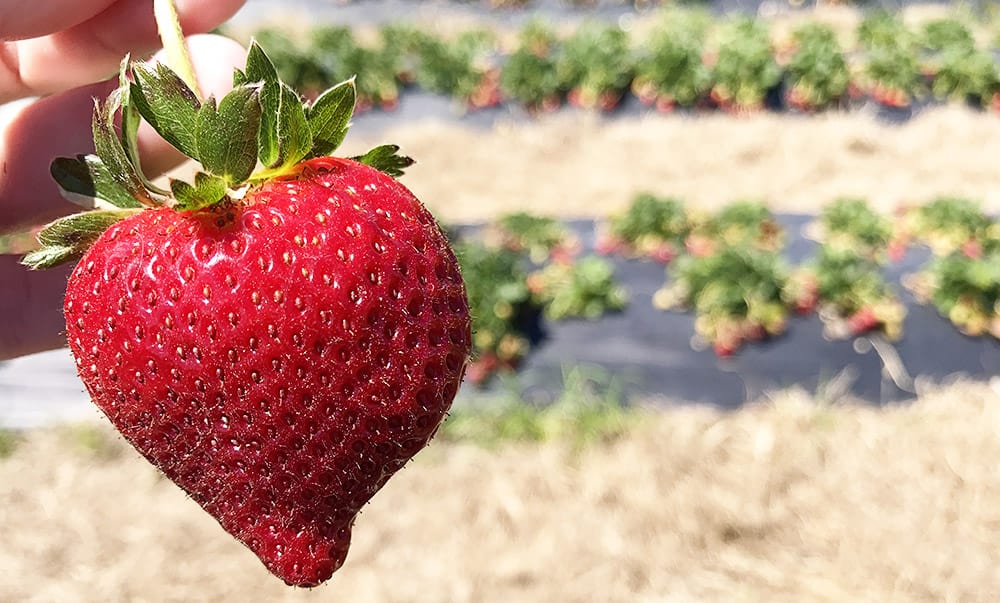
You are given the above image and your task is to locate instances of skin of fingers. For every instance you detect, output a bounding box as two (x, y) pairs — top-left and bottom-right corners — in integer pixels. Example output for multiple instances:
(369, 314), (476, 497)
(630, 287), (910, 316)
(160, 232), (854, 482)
(0, 0), (116, 41)
(0, 34), (247, 234)
(0, 0), (246, 102)
(0, 255), (74, 360)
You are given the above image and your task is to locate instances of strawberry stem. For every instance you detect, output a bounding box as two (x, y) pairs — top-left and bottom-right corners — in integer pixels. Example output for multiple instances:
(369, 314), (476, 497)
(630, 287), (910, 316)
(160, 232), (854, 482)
(153, 0), (202, 100)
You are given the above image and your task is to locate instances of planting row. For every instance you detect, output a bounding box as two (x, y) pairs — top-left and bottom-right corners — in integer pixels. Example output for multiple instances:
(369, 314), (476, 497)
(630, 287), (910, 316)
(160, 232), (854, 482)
(454, 196), (1000, 383)
(236, 10), (1000, 114)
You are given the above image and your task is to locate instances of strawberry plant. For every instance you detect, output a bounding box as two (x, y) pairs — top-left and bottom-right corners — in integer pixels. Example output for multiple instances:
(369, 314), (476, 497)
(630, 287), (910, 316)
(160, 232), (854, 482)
(685, 200), (784, 257)
(23, 28), (471, 587)
(597, 193), (690, 264)
(631, 9), (712, 111)
(378, 23), (432, 85)
(558, 22), (634, 111)
(813, 197), (892, 259)
(928, 47), (999, 107)
(655, 247), (791, 357)
(453, 240), (535, 385)
(311, 27), (401, 111)
(857, 10), (912, 51)
(897, 197), (993, 256)
(785, 23), (851, 111)
(486, 211), (580, 264)
(857, 12), (920, 106)
(414, 30), (501, 109)
(789, 247), (906, 340)
(920, 18), (975, 52)
(709, 18), (782, 113)
(906, 250), (1000, 338)
(527, 256), (628, 321)
(500, 20), (563, 112)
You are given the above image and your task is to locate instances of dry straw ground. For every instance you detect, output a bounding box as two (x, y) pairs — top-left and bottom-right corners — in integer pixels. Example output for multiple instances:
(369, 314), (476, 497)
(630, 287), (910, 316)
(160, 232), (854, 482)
(5, 107), (1000, 601)
(2, 382), (1000, 602)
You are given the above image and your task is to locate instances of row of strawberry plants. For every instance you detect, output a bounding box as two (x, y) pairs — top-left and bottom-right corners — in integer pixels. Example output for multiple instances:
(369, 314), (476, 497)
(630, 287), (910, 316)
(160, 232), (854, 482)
(242, 10), (1000, 114)
(453, 195), (999, 382)
(454, 214), (629, 384)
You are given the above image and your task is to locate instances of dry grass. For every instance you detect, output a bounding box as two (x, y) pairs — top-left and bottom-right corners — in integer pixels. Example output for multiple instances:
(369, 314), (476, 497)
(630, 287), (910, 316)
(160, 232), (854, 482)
(2, 381), (1000, 602)
(339, 106), (1000, 225)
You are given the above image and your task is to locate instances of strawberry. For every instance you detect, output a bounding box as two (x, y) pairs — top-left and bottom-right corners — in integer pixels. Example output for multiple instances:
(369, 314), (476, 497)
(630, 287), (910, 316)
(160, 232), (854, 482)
(24, 44), (470, 587)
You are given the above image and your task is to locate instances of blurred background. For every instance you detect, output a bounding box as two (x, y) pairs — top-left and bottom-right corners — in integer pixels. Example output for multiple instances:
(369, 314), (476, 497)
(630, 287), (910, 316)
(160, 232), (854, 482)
(3, 0), (1000, 601)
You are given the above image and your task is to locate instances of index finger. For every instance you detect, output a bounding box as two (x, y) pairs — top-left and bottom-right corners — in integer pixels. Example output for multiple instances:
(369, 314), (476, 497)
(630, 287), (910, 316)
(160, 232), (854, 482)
(0, 0), (116, 40)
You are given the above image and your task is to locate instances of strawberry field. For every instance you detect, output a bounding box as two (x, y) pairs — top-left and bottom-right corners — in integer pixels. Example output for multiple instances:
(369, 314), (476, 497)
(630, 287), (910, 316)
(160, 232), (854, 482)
(5, 2), (1000, 601)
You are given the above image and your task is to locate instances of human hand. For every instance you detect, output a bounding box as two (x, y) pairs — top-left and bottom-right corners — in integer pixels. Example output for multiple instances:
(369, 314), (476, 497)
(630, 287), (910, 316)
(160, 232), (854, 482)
(0, 0), (248, 361)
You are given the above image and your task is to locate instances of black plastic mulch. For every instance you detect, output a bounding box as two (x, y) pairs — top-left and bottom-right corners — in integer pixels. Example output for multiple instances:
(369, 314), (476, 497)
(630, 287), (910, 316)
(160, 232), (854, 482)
(456, 216), (1000, 408)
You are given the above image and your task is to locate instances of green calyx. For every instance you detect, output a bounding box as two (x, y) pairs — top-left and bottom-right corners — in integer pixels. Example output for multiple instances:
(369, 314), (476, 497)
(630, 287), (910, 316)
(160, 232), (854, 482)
(24, 42), (414, 270)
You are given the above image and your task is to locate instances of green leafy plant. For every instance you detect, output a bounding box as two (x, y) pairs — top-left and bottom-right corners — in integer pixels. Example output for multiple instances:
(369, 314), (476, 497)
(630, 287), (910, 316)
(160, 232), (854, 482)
(499, 20), (563, 112)
(311, 26), (402, 111)
(898, 197), (993, 256)
(0, 429), (20, 459)
(785, 22), (851, 111)
(709, 18), (781, 112)
(597, 193), (690, 263)
(631, 9), (712, 111)
(558, 22), (634, 111)
(857, 10), (912, 51)
(685, 200), (784, 257)
(440, 365), (634, 449)
(378, 23), (433, 84)
(906, 250), (1000, 338)
(454, 240), (536, 385)
(486, 211), (580, 264)
(527, 256), (628, 321)
(814, 197), (892, 259)
(921, 18), (975, 52)
(929, 47), (999, 107)
(857, 12), (920, 107)
(655, 247), (791, 357)
(414, 30), (501, 109)
(788, 247), (906, 340)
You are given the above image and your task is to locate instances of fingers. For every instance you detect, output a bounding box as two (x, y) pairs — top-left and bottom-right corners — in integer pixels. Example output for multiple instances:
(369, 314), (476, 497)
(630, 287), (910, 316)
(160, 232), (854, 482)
(0, 0), (116, 40)
(0, 0), (246, 102)
(0, 34), (247, 234)
(0, 255), (73, 361)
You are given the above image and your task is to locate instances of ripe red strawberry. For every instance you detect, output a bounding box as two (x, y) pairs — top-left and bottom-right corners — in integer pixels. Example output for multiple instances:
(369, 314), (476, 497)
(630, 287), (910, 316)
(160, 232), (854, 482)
(25, 44), (470, 587)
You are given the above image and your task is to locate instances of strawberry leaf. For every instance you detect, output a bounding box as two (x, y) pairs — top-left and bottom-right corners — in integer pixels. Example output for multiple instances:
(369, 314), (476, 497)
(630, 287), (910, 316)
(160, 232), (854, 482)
(131, 61), (202, 159)
(171, 172), (229, 211)
(51, 155), (143, 209)
(352, 144), (414, 178)
(196, 86), (262, 184)
(23, 209), (139, 269)
(307, 79), (356, 158)
(92, 99), (158, 206)
(243, 42), (282, 167)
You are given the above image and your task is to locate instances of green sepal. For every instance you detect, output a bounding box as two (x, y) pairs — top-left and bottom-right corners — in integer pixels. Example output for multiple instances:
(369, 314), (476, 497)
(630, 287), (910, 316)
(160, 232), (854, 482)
(274, 82), (313, 169)
(196, 86), (262, 184)
(50, 155), (143, 209)
(92, 98), (158, 206)
(130, 60), (202, 159)
(22, 209), (140, 269)
(352, 144), (414, 178)
(171, 172), (229, 211)
(243, 42), (282, 167)
(307, 78), (356, 158)
(117, 58), (170, 197)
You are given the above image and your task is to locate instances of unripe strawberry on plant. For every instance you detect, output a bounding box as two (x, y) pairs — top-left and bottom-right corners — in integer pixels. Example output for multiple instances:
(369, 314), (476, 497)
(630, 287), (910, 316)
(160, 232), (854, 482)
(24, 44), (470, 587)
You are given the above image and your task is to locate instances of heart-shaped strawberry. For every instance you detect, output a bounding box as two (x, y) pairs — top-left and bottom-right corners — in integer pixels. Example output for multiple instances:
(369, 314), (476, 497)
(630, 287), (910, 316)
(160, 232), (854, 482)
(25, 43), (470, 587)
